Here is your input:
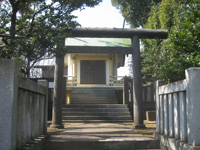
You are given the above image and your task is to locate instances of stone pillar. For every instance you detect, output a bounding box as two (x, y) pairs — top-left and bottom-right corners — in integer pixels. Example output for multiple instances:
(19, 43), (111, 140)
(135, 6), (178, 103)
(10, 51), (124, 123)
(168, 93), (174, 137)
(173, 93), (179, 138)
(163, 95), (169, 135)
(131, 35), (145, 128)
(50, 56), (64, 129)
(155, 80), (167, 137)
(63, 77), (66, 104)
(185, 67), (200, 146)
(0, 59), (18, 150)
(37, 80), (48, 134)
(123, 76), (129, 105)
(128, 78), (133, 120)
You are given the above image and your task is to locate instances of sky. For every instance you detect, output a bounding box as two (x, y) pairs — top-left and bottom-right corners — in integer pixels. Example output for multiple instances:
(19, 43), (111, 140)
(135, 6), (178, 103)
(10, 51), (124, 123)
(72, 0), (129, 28)
(73, 0), (131, 76)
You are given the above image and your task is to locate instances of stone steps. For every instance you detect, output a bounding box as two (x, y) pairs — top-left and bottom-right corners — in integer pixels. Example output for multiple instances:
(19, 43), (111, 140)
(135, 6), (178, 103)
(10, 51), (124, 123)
(66, 87), (132, 123)
(63, 116), (132, 120)
(44, 139), (160, 150)
(62, 104), (132, 123)
(63, 108), (129, 112)
(71, 93), (116, 97)
(62, 120), (133, 123)
(70, 100), (117, 104)
(71, 87), (116, 93)
(70, 87), (117, 104)
(63, 112), (131, 116)
(63, 104), (128, 108)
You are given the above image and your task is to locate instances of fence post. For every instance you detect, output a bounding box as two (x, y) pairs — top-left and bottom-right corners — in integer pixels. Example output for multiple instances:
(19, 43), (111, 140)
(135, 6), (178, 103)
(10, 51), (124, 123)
(163, 95), (169, 135)
(63, 77), (66, 104)
(123, 76), (129, 105)
(0, 59), (19, 150)
(168, 93), (174, 137)
(37, 80), (48, 134)
(179, 91), (187, 141)
(155, 80), (165, 136)
(128, 77), (133, 120)
(185, 67), (200, 146)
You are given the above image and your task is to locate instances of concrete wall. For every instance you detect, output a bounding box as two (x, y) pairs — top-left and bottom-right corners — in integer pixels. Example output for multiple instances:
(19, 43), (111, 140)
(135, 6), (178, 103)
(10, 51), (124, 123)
(156, 68), (200, 150)
(0, 59), (48, 150)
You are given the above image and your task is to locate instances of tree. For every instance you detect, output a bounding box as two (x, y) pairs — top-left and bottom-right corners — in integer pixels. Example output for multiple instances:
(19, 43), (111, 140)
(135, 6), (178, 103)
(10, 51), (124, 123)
(0, 0), (101, 77)
(113, 0), (199, 84)
(142, 0), (200, 84)
(111, 0), (161, 27)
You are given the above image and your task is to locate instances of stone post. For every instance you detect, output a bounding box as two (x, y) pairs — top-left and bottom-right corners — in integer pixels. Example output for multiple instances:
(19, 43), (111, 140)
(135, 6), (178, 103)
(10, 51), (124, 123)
(37, 80), (48, 134)
(131, 35), (145, 128)
(50, 56), (64, 129)
(63, 77), (66, 104)
(173, 93), (179, 138)
(168, 93), (174, 137)
(128, 78), (133, 120)
(185, 67), (200, 146)
(155, 80), (165, 136)
(123, 76), (129, 105)
(0, 59), (18, 150)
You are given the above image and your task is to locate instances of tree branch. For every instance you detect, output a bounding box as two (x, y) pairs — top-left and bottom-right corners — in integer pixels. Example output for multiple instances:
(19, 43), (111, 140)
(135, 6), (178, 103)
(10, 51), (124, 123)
(29, 3), (54, 33)
(29, 55), (47, 70)
(0, 34), (24, 38)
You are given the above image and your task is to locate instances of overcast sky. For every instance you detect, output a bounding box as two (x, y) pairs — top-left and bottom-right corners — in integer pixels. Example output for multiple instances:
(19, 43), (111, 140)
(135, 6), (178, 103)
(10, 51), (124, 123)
(73, 0), (130, 28)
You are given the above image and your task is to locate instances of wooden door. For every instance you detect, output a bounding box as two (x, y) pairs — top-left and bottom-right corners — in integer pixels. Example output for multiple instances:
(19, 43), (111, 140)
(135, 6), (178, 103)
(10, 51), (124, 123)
(80, 60), (106, 84)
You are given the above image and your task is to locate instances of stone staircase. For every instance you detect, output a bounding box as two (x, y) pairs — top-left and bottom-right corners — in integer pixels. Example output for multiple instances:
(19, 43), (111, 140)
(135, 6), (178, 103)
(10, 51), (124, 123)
(63, 87), (133, 123)
(40, 87), (160, 150)
(62, 104), (132, 123)
(70, 87), (117, 104)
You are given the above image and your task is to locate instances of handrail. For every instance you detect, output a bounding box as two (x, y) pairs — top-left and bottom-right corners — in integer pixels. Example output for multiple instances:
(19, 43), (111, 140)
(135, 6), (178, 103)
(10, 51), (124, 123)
(64, 75), (126, 86)
(64, 75), (77, 86)
(109, 76), (124, 86)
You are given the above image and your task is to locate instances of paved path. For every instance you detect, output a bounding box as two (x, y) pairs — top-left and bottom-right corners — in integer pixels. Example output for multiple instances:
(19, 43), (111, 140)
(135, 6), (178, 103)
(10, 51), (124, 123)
(39, 122), (160, 150)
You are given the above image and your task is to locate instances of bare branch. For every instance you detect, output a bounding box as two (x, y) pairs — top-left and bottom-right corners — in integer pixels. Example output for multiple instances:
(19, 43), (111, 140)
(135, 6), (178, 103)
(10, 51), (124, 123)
(29, 55), (47, 70)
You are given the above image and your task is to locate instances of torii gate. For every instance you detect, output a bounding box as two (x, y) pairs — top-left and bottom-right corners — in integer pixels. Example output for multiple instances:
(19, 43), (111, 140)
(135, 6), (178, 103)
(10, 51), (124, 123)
(50, 28), (168, 129)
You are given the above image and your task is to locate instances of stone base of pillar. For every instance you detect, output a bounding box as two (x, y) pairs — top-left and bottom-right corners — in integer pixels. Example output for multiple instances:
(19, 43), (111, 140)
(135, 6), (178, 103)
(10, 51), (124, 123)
(133, 124), (146, 129)
(154, 132), (160, 139)
(50, 124), (64, 129)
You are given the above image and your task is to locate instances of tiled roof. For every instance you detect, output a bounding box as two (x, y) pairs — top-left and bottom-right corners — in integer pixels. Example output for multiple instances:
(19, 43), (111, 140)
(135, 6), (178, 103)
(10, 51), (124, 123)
(65, 37), (131, 47)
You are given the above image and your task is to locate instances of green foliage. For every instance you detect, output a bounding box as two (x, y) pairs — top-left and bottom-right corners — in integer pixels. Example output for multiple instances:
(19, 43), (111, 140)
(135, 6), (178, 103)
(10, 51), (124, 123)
(0, 0), (101, 76)
(119, 0), (199, 84)
(142, 0), (200, 84)
(111, 0), (162, 27)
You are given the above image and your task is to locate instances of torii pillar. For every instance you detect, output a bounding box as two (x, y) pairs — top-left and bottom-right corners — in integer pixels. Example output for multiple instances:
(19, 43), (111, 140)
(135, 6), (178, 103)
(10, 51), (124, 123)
(132, 35), (145, 128)
(50, 40), (65, 129)
(50, 56), (64, 129)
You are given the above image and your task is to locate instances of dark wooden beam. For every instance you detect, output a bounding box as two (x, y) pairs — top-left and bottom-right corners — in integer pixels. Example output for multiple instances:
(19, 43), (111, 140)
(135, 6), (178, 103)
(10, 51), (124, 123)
(68, 28), (168, 39)
(66, 46), (132, 54)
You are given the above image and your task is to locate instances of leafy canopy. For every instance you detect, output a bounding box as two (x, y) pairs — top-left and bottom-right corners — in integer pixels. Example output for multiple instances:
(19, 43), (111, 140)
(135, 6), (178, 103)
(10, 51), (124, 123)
(112, 0), (199, 84)
(0, 0), (101, 75)
(111, 0), (161, 27)
(142, 0), (200, 84)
